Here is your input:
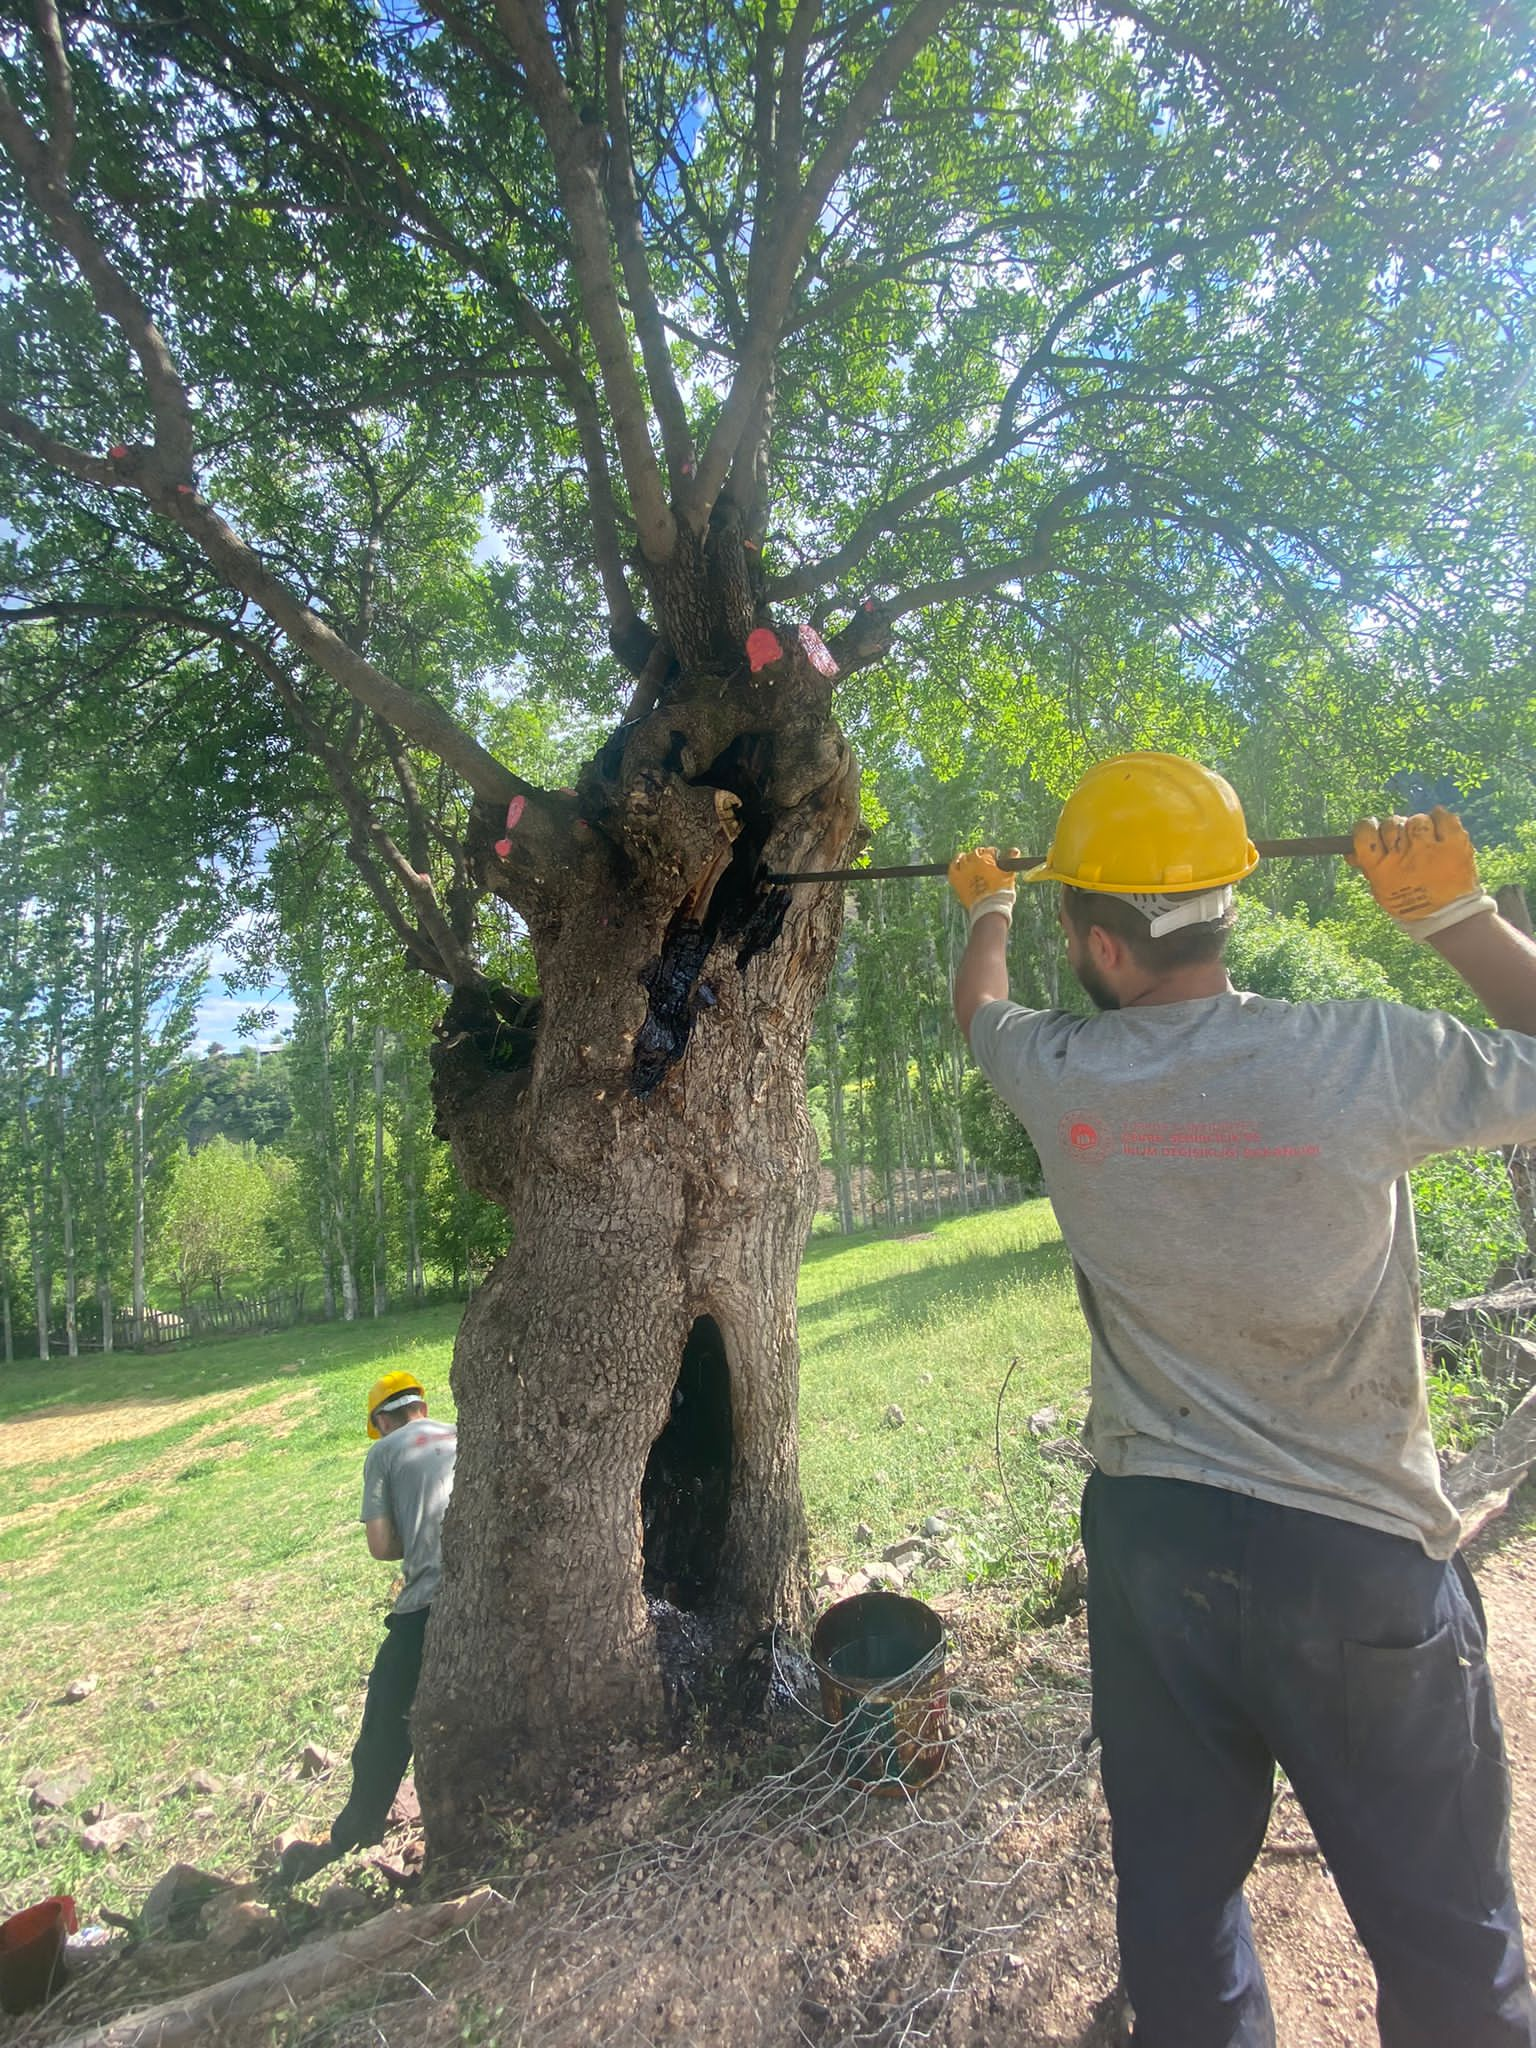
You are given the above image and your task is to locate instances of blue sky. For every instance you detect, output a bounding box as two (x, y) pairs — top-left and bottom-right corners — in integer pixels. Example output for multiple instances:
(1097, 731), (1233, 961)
(193, 925), (295, 1052)
(193, 976), (294, 1051)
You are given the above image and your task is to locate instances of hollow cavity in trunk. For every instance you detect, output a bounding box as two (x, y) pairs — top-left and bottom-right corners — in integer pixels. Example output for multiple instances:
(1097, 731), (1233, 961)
(642, 1315), (733, 1608)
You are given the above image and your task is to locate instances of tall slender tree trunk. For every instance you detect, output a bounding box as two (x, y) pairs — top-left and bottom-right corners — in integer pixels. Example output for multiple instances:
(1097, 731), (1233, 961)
(310, 984), (356, 1323)
(129, 939), (148, 1348)
(946, 1040), (971, 1218)
(2, 1278), (12, 1364)
(372, 1025), (388, 1317)
(398, 1050), (425, 1303)
(60, 1168), (79, 1358)
(19, 1094), (49, 1362)
(344, 1012), (363, 1315)
(336, 1213), (359, 1320)
(855, 1043), (871, 1228)
(415, 639), (860, 1849)
(911, 1014), (941, 1221)
(893, 1053), (915, 1227)
(90, 886), (115, 1354)
(819, 1007), (854, 1236)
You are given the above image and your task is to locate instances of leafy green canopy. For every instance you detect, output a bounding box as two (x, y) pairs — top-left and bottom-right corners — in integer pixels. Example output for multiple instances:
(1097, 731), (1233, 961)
(1, 0), (1534, 972)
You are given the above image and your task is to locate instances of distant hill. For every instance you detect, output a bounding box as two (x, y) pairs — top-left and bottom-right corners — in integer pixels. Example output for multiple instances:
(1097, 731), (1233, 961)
(181, 1043), (293, 1150)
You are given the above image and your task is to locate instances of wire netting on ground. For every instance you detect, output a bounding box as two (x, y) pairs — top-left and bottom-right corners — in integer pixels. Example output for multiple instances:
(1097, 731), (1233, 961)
(324, 1645), (1111, 2048)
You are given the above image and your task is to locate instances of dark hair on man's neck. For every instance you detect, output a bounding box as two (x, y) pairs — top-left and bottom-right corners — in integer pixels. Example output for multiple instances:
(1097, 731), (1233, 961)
(377, 1399), (427, 1430)
(1061, 886), (1235, 970)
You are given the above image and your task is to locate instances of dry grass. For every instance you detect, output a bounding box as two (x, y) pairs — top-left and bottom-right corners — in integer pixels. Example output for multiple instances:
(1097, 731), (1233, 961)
(0, 1388), (259, 1472)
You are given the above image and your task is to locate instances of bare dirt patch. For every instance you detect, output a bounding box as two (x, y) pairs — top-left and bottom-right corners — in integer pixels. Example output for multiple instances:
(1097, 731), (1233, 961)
(0, 1395), (316, 1532)
(0, 1390), (258, 1472)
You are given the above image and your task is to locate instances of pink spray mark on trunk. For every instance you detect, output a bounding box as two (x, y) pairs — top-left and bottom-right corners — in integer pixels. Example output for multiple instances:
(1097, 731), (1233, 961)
(493, 793), (526, 858)
(747, 627), (783, 672)
(794, 624), (840, 677)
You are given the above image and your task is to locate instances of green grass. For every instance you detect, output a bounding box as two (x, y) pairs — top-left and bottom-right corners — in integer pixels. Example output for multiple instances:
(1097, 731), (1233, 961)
(799, 1204), (1089, 1590)
(0, 1203), (1084, 1922)
(0, 1310), (464, 1924)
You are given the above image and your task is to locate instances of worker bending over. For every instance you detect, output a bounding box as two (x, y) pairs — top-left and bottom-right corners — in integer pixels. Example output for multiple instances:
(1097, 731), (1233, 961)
(277, 1371), (456, 1887)
(950, 752), (1536, 2048)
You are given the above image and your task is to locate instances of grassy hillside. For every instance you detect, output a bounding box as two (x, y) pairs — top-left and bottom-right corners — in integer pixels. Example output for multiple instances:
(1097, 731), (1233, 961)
(0, 1200), (1087, 1921)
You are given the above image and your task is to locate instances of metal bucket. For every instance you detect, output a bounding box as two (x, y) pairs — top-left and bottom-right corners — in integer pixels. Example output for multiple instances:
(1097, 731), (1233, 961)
(810, 1590), (949, 1794)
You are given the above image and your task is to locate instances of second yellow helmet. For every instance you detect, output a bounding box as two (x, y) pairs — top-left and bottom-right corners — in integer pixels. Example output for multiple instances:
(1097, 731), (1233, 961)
(365, 1370), (426, 1440)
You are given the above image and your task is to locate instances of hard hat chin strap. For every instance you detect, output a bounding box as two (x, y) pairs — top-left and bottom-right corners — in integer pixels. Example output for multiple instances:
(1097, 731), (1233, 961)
(1107, 885), (1235, 938)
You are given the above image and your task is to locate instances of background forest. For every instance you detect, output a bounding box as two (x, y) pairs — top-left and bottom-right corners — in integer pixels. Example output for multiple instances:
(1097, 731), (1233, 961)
(3, 702), (1532, 1360)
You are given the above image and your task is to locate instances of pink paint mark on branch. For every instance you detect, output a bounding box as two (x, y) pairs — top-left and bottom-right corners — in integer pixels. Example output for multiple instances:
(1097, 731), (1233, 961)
(493, 792), (526, 859)
(747, 627), (783, 672)
(793, 625), (840, 678)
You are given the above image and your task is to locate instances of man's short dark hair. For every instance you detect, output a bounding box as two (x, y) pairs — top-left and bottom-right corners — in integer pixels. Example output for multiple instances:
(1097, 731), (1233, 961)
(373, 1396), (427, 1429)
(1061, 886), (1235, 970)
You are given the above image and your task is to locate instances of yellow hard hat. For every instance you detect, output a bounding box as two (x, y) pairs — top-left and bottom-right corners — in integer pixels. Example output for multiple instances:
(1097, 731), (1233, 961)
(1024, 751), (1259, 893)
(365, 1370), (425, 1440)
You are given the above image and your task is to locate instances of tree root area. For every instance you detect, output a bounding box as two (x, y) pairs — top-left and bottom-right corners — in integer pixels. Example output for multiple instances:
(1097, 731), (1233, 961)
(28, 1534), (1536, 2048)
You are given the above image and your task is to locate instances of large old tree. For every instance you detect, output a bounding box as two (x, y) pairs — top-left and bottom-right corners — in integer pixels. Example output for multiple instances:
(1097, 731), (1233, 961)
(3, 0), (1534, 1848)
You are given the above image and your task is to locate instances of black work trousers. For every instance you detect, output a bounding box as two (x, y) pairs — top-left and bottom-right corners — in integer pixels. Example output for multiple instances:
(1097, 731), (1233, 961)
(1081, 1470), (1536, 2048)
(329, 1604), (429, 1853)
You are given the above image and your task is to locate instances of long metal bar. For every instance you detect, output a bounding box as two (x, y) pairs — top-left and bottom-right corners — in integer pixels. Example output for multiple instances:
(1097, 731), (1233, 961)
(766, 834), (1354, 886)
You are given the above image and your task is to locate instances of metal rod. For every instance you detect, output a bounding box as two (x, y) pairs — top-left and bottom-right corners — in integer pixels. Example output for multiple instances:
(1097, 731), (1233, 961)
(766, 835), (1355, 886)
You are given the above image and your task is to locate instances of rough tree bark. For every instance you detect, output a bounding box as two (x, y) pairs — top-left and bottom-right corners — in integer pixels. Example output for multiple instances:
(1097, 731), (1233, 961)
(414, 619), (861, 1844)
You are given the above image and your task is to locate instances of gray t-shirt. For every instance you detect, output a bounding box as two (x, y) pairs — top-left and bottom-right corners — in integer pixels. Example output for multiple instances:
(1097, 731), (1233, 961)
(360, 1417), (457, 1613)
(970, 992), (1536, 1557)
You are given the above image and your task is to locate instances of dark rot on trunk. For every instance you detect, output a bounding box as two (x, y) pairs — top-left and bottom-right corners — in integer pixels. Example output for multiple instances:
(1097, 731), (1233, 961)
(412, 619), (862, 1854)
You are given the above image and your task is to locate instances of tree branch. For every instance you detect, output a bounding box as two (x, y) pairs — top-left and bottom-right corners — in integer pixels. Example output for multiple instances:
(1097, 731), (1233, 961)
(0, 404), (121, 489)
(602, 0), (694, 483)
(253, 648), (483, 986)
(870, 471), (1130, 623)
(777, 461), (1127, 610)
(0, 83), (558, 801)
(164, 492), (527, 805)
(491, 0), (678, 562)
(123, 13), (648, 652)
(692, 0), (962, 515)
(375, 715), (436, 880)
(776, 0), (821, 196)
(0, 39), (195, 482)
(32, 0), (76, 175)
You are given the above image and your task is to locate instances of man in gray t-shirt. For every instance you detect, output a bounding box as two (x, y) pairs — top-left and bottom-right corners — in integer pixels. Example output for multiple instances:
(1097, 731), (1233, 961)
(951, 755), (1536, 2047)
(276, 1373), (456, 1887)
(360, 1398), (456, 1615)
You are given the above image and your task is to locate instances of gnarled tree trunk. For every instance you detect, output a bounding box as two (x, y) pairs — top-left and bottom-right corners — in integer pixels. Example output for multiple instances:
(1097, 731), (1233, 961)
(413, 632), (860, 1848)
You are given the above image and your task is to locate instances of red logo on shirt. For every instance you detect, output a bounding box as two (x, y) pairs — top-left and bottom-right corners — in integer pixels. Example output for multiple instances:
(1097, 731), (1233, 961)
(1059, 1111), (1103, 1155)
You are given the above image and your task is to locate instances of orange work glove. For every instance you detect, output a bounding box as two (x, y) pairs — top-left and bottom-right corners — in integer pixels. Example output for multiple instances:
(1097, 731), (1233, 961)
(1349, 807), (1495, 939)
(948, 846), (1020, 932)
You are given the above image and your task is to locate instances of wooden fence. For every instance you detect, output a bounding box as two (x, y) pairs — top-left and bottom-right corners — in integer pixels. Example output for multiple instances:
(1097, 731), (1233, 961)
(6, 1283), (472, 1358)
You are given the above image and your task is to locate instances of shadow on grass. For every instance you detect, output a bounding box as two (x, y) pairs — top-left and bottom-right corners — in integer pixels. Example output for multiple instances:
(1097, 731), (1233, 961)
(799, 1240), (1077, 1350)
